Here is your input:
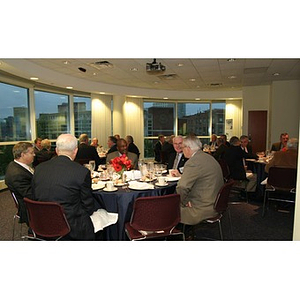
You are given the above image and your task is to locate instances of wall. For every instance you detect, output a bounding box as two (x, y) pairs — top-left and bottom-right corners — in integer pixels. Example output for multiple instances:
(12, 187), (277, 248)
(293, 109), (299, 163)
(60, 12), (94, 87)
(270, 80), (300, 143)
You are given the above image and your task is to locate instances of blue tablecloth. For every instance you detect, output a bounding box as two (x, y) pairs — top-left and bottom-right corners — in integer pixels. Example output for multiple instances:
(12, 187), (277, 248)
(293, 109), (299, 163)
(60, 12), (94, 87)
(93, 182), (177, 240)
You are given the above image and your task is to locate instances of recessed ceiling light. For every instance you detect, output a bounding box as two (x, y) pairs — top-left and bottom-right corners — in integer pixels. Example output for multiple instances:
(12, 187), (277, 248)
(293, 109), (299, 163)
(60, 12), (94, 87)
(30, 77), (39, 81)
(66, 86), (73, 89)
(163, 97), (168, 100)
(228, 75), (236, 79)
(273, 72), (280, 76)
(63, 61), (70, 65)
(177, 63), (184, 67)
(93, 72), (97, 76)
(130, 67), (138, 71)
(195, 98), (200, 100)
(99, 92), (106, 94)
(153, 81), (159, 84)
(227, 58), (236, 62)
(189, 78), (196, 82)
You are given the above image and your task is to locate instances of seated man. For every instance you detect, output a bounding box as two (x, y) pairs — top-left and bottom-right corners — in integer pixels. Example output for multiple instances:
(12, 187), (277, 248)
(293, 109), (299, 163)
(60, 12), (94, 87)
(106, 138), (138, 169)
(265, 138), (298, 173)
(176, 135), (224, 226)
(213, 137), (227, 161)
(209, 134), (218, 148)
(224, 136), (257, 192)
(32, 134), (98, 240)
(75, 133), (101, 169)
(271, 132), (289, 151)
(154, 134), (165, 163)
(125, 135), (140, 158)
(5, 142), (35, 225)
(161, 135), (176, 164)
(107, 135), (118, 154)
(167, 135), (188, 174)
(33, 138), (55, 167)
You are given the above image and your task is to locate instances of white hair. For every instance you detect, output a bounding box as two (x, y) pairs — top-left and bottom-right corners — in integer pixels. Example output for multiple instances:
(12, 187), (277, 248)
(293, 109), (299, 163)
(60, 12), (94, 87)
(56, 134), (78, 153)
(183, 135), (202, 151)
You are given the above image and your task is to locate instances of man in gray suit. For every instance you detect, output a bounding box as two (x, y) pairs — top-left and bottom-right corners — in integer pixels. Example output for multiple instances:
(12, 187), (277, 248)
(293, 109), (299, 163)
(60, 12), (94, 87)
(106, 138), (138, 169)
(176, 135), (224, 225)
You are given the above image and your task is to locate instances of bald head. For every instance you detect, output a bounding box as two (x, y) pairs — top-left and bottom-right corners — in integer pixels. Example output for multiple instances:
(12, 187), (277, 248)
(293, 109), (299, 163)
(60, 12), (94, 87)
(56, 134), (78, 160)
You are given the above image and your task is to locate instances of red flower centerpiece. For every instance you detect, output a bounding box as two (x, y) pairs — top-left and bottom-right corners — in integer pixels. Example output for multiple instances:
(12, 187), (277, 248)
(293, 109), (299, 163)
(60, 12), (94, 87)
(110, 154), (132, 178)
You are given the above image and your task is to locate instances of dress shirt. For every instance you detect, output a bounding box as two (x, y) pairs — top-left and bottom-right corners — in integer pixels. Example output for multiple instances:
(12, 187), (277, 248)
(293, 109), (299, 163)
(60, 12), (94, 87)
(14, 160), (34, 174)
(173, 152), (182, 169)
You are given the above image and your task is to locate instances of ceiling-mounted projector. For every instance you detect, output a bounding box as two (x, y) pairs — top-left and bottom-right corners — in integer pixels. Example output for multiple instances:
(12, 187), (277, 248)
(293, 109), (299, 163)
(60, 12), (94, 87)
(146, 59), (166, 74)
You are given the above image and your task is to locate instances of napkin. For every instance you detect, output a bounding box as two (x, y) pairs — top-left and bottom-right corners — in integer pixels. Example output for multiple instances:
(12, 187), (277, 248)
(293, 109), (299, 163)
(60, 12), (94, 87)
(92, 182), (105, 190)
(128, 181), (154, 190)
(90, 209), (118, 233)
(124, 170), (142, 180)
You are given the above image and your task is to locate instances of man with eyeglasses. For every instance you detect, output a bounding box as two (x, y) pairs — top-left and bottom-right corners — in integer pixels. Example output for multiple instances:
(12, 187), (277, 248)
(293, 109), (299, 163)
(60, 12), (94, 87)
(167, 135), (188, 174)
(5, 142), (35, 225)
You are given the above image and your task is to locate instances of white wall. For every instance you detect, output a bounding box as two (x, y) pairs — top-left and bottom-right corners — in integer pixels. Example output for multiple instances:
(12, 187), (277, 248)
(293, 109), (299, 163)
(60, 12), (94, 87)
(270, 80), (300, 144)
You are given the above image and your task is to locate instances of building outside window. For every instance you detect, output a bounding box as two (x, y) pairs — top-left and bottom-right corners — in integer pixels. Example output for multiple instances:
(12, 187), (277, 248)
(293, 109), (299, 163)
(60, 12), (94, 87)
(34, 90), (70, 139)
(74, 96), (91, 138)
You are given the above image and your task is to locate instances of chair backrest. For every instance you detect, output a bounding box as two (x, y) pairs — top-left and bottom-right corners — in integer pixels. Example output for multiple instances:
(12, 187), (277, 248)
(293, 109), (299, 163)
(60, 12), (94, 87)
(267, 167), (297, 190)
(23, 198), (70, 239)
(129, 194), (181, 232)
(10, 191), (19, 210)
(214, 179), (235, 213)
(218, 159), (230, 181)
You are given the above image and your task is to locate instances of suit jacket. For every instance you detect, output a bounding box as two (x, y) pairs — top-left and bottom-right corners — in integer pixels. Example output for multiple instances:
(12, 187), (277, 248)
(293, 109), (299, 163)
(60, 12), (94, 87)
(224, 145), (253, 180)
(176, 150), (224, 225)
(107, 144), (117, 154)
(213, 143), (227, 161)
(127, 143), (140, 158)
(167, 152), (188, 173)
(106, 151), (138, 169)
(75, 143), (101, 169)
(265, 149), (298, 173)
(33, 148), (55, 167)
(5, 161), (33, 224)
(32, 155), (96, 240)
(154, 141), (163, 162)
(271, 142), (284, 152)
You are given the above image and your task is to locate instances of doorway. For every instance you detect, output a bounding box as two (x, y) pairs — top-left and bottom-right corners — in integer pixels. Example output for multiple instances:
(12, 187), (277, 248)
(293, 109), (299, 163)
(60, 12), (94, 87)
(248, 110), (267, 153)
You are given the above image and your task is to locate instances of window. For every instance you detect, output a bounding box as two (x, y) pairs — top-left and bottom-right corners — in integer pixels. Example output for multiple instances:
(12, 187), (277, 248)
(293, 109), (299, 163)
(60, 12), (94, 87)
(34, 90), (70, 139)
(74, 96), (91, 138)
(212, 102), (225, 135)
(0, 82), (30, 142)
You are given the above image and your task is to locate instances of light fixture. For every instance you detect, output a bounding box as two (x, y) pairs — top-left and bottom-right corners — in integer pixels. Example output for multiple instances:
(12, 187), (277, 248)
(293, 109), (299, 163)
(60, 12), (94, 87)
(227, 58), (236, 62)
(30, 77), (39, 81)
(99, 92), (106, 94)
(66, 86), (73, 89)
(163, 97), (168, 100)
(195, 98), (200, 100)
(273, 72), (280, 76)
(63, 61), (70, 65)
(130, 67), (138, 71)
(189, 78), (196, 82)
(177, 63), (184, 67)
(93, 72), (97, 76)
(228, 75), (236, 79)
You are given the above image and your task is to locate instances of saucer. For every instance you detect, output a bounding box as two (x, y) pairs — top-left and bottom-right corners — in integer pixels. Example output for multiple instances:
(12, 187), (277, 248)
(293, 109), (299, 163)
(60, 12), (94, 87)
(155, 182), (168, 187)
(103, 187), (118, 192)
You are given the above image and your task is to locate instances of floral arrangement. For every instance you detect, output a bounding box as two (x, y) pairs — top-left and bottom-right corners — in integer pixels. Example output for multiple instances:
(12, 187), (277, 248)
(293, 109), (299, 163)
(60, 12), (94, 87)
(110, 154), (132, 173)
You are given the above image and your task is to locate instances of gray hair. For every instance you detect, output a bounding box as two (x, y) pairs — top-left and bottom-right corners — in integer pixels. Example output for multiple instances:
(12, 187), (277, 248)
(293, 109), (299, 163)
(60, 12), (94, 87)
(13, 142), (33, 159)
(56, 134), (78, 153)
(287, 138), (298, 149)
(41, 139), (51, 150)
(79, 133), (89, 144)
(183, 135), (202, 151)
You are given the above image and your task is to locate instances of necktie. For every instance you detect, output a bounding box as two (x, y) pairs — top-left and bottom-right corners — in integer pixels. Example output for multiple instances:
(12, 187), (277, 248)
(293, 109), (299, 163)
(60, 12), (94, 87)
(173, 153), (180, 169)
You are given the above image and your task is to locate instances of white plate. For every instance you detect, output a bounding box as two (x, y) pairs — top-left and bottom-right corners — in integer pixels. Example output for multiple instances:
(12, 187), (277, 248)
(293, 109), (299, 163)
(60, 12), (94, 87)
(165, 176), (181, 182)
(92, 184), (105, 190)
(155, 183), (168, 187)
(103, 187), (118, 192)
(162, 170), (167, 174)
(128, 183), (154, 190)
(139, 177), (157, 182)
(114, 182), (127, 187)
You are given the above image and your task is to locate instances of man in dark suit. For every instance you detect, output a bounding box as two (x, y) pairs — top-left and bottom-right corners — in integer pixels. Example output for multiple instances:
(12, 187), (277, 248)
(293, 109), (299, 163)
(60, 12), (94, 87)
(167, 135), (188, 174)
(240, 135), (257, 159)
(75, 133), (101, 169)
(32, 134), (97, 240)
(271, 132), (289, 151)
(33, 138), (55, 167)
(5, 142), (35, 225)
(125, 135), (140, 158)
(107, 135), (118, 154)
(154, 134), (165, 163)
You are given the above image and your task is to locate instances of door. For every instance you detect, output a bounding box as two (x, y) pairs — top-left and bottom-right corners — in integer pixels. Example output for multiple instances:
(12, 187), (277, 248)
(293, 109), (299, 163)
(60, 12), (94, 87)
(248, 111), (267, 153)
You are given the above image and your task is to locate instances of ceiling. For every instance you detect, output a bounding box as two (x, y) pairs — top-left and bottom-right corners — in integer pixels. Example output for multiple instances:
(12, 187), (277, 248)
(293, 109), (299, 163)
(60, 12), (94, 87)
(1, 58), (300, 96)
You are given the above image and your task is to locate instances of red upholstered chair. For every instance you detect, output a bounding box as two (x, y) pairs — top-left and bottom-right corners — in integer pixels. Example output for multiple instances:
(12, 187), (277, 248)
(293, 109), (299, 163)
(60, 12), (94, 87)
(125, 194), (185, 241)
(23, 198), (70, 241)
(262, 167), (297, 217)
(10, 191), (25, 240)
(185, 179), (235, 241)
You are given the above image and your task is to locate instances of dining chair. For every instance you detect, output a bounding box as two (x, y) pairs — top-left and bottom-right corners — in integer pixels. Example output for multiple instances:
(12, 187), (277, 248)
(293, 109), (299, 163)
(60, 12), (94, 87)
(185, 179), (235, 241)
(125, 194), (185, 241)
(218, 159), (231, 182)
(10, 190), (24, 240)
(262, 167), (297, 217)
(23, 198), (71, 241)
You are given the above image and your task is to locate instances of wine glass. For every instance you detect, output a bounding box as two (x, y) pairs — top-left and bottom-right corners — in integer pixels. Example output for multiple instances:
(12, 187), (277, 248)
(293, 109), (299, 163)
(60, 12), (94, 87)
(89, 160), (95, 172)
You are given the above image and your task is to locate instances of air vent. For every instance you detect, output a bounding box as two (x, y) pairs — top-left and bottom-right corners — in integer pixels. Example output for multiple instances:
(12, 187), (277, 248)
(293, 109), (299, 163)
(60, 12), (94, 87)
(158, 73), (178, 80)
(209, 83), (223, 87)
(88, 60), (114, 70)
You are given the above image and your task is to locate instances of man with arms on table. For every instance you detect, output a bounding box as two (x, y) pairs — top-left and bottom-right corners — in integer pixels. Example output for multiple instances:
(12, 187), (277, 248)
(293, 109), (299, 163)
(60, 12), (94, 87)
(176, 135), (224, 228)
(32, 134), (98, 240)
(5, 142), (35, 225)
(271, 133), (289, 151)
(106, 138), (138, 169)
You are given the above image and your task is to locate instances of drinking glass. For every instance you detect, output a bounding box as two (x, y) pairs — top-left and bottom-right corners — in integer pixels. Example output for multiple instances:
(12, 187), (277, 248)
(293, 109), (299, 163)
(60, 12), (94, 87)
(89, 160), (95, 171)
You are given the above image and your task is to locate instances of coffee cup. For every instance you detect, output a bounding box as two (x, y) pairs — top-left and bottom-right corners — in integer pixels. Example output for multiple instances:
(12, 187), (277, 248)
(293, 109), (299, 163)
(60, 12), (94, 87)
(106, 181), (114, 191)
(168, 169), (176, 176)
(158, 177), (166, 185)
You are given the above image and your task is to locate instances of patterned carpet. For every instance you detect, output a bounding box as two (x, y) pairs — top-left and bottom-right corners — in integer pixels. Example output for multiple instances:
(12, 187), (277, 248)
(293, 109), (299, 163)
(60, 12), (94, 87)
(0, 189), (294, 241)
